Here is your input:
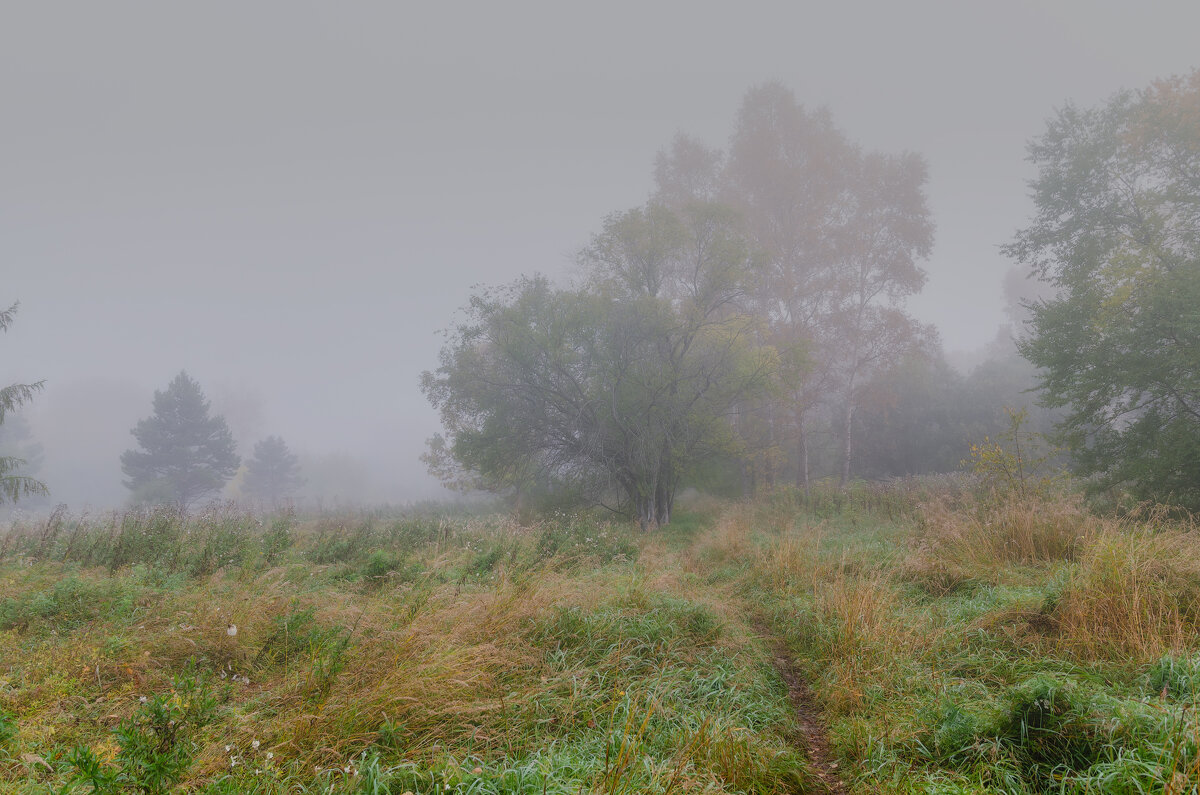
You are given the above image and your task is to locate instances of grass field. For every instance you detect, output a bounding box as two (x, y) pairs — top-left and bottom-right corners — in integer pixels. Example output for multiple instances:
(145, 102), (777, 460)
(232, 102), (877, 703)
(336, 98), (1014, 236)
(1, 482), (1199, 793)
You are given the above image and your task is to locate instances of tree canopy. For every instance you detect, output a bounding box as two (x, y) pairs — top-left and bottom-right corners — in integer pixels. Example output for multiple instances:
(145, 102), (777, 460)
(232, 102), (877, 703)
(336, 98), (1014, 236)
(425, 84), (940, 518)
(0, 302), (47, 504)
(121, 371), (240, 509)
(423, 201), (774, 528)
(1008, 71), (1200, 508)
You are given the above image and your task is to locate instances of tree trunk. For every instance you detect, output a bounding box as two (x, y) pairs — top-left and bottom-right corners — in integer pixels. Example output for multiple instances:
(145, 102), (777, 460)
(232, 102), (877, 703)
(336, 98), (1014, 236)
(839, 402), (855, 488)
(637, 496), (652, 532)
(654, 480), (672, 526)
(796, 423), (810, 495)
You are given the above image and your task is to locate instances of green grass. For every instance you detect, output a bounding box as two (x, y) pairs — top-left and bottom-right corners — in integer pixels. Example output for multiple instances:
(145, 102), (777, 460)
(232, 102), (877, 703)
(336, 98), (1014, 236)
(0, 506), (820, 794)
(741, 483), (1200, 793)
(4, 482), (1198, 793)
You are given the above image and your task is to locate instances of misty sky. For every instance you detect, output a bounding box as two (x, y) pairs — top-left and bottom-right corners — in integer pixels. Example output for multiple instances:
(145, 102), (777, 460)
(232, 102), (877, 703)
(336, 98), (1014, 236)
(4, 1), (1199, 508)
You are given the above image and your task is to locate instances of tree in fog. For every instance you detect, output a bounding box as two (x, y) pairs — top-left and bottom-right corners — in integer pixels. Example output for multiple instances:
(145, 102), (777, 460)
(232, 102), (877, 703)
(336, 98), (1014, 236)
(0, 303), (47, 503)
(423, 202), (774, 528)
(121, 371), (239, 508)
(655, 84), (933, 488)
(1008, 71), (1200, 509)
(726, 85), (933, 486)
(0, 413), (46, 506)
(243, 435), (304, 506)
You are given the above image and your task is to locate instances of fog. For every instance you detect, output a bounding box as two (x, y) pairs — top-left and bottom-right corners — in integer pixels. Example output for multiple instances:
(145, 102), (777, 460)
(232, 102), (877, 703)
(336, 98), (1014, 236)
(3, 1), (1198, 510)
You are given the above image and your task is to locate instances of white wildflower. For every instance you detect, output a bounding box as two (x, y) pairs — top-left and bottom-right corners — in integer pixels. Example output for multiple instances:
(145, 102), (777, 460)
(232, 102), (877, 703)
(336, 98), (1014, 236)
(226, 624), (238, 636)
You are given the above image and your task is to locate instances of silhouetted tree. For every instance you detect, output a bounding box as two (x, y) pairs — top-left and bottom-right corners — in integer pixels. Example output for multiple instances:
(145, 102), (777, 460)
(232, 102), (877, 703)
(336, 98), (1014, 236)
(121, 371), (239, 508)
(243, 435), (304, 506)
(0, 302), (46, 504)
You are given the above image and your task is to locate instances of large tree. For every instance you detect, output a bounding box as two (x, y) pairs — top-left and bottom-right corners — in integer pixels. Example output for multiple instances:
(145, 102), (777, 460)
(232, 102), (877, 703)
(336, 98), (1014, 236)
(243, 435), (305, 506)
(121, 371), (240, 508)
(423, 202), (774, 528)
(655, 84), (934, 488)
(1007, 71), (1200, 508)
(0, 303), (47, 504)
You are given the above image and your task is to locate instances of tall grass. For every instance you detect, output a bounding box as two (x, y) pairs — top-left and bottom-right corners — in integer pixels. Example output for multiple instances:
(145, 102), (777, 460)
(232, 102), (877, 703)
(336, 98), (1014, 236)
(747, 485), (1200, 794)
(0, 505), (818, 794)
(1051, 527), (1200, 660)
(903, 495), (1095, 594)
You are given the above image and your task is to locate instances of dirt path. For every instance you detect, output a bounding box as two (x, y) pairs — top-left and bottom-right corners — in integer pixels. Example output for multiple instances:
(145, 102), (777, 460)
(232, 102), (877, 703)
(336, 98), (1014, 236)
(753, 622), (850, 795)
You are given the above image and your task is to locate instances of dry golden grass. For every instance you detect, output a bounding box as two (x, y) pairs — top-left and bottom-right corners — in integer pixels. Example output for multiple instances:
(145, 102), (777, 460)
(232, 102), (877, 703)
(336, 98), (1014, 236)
(1051, 527), (1200, 660)
(902, 494), (1097, 593)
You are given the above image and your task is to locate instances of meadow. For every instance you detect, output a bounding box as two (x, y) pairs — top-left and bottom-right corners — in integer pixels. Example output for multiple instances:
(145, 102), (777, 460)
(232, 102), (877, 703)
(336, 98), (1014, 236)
(1, 480), (1199, 793)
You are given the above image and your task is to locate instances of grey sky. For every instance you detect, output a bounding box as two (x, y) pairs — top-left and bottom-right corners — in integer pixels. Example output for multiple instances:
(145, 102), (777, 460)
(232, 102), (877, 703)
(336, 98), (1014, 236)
(4, 1), (1199, 507)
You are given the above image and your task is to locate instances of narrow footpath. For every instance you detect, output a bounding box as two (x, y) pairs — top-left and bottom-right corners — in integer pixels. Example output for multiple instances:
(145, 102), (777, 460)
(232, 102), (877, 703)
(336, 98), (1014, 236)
(753, 620), (850, 795)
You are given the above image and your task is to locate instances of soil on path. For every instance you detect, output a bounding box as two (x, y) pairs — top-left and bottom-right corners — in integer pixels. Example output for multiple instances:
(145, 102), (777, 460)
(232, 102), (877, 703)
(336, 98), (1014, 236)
(755, 623), (850, 795)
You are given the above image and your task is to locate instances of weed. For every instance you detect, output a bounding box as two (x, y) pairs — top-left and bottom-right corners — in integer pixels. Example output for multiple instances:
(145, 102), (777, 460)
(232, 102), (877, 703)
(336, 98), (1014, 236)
(65, 664), (218, 794)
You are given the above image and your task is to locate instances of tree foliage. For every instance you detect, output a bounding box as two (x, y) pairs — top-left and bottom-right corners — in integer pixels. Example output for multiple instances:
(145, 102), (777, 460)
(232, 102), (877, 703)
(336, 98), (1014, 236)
(243, 435), (305, 506)
(0, 302), (47, 504)
(423, 202), (774, 527)
(1007, 71), (1200, 508)
(121, 372), (240, 509)
(656, 83), (934, 488)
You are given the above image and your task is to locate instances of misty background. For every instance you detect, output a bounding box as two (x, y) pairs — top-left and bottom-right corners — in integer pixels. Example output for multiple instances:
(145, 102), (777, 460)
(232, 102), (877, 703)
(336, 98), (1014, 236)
(4, 1), (1199, 510)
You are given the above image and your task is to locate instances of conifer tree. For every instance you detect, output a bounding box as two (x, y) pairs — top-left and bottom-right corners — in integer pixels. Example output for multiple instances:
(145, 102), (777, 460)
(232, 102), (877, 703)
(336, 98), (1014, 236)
(243, 435), (304, 506)
(0, 302), (46, 504)
(121, 371), (239, 508)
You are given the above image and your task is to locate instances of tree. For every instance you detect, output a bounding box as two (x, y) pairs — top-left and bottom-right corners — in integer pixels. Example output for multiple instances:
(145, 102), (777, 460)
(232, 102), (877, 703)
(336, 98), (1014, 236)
(1007, 71), (1200, 508)
(121, 371), (240, 508)
(243, 435), (305, 506)
(1, 302), (47, 504)
(652, 85), (934, 489)
(423, 202), (774, 528)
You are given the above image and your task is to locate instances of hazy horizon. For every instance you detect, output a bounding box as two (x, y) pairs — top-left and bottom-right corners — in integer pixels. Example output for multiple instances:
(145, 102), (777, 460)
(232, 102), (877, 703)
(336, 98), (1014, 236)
(5, 1), (1199, 510)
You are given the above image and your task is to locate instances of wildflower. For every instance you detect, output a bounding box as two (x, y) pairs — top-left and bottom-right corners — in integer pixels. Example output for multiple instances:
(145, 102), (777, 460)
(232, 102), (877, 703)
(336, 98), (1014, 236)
(230, 756), (239, 768)
(266, 752), (274, 760)
(226, 624), (238, 636)
(251, 739), (260, 750)
(225, 745), (232, 753)
(139, 696), (148, 703)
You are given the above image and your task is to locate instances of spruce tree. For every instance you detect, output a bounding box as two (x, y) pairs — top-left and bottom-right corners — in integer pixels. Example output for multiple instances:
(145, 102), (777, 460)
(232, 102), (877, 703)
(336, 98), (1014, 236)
(243, 435), (305, 506)
(121, 371), (239, 508)
(0, 302), (46, 504)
